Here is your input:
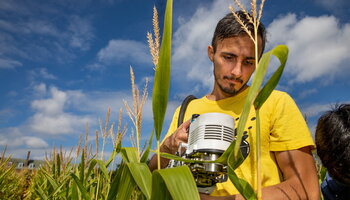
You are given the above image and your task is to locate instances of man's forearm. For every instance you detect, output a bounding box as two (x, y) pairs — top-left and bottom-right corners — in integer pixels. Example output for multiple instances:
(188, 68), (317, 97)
(258, 177), (320, 200)
(148, 145), (172, 171)
(200, 179), (319, 200)
(148, 154), (170, 171)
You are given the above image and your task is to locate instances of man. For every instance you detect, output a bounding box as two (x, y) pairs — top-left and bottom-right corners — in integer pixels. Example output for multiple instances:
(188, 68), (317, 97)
(149, 11), (320, 199)
(316, 104), (350, 200)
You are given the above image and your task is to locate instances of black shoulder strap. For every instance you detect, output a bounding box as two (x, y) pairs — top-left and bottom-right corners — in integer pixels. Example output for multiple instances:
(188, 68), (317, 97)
(177, 95), (197, 127)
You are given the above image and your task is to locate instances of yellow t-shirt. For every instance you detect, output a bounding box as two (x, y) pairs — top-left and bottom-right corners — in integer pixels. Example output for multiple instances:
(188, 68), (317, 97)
(163, 88), (315, 195)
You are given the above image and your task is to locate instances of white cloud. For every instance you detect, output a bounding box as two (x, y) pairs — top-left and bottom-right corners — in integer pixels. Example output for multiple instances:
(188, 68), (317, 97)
(0, 127), (23, 147)
(0, 1), (95, 64)
(29, 86), (94, 135)
(24, 19), (60, 36)
(0, 18), (59, 37)
(302, 101), (350, 119)
(0, 57), (22, 69)
(33, 83), (47, 95)
(26, 83), (180, 136)
(0, 128), (48, 148)
(29, 112), (92, 135)
(29, 68), (57, 83)
(23, 136), (49, 148)
(172, 0), (228, 89)
(267, 14), (350, 84)
(66, 89), (178, 124)
(1, 147), (53, 160)
(38, 68), (57, 79)
(97, 39), (151, 65)
(68, 15), (94, 51)
(31, 87), (67, 115)
(302, 103), (333, 118)
(297, 88), (318, 100)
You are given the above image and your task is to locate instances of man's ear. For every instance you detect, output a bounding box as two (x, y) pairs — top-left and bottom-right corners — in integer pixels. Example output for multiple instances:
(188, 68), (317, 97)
(208, 45), (214, 62)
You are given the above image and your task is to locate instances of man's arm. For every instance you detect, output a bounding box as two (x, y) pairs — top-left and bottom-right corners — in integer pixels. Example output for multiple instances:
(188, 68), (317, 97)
(200, 146), (320, 200)
(148, 120), (191, 172)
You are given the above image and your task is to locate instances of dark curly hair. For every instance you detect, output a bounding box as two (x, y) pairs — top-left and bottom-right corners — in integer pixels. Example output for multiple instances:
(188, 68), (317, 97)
(211, 11), (266, 56)
(316, 104), (350, 185)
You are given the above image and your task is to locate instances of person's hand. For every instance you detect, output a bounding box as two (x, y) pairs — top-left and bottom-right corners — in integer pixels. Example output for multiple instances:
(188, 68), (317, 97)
(160, 120), (191, 154)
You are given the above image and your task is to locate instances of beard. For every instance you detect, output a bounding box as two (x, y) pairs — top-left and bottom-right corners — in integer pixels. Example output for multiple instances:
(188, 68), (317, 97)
(216, 75), (245, 95)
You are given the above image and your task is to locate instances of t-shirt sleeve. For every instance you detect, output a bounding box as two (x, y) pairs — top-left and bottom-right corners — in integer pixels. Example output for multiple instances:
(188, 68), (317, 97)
(269, 92), (315, 151)
(161, 106), (181, 143)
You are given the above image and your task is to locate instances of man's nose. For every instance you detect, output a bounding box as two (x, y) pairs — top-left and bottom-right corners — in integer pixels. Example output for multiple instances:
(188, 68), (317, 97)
(230, 62), (242, 77)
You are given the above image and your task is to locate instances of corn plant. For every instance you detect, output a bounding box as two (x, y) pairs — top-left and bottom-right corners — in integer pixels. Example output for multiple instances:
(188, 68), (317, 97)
(29, 118), (124, 199)
(0, 150), (29, 199)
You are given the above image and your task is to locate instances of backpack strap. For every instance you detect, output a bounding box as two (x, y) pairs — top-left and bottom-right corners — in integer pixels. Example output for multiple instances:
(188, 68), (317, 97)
(177, 95), (197, 127)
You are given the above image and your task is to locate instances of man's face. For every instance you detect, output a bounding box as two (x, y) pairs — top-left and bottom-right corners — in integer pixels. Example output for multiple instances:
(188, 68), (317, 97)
(208, 35), (262, 96)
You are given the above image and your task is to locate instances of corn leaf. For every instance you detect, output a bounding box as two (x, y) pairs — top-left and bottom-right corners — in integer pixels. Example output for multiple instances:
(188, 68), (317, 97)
(107, 162), (125, 200)
(151, 171), (173, 200)
(141, 129), (154, 163)
(52, 155), (56, 179)
(35, 186), (49, 200)
(80, 150), (85, 184)
(155, 143), (244, 167)
(71, 173), (91, 200)
(42, 170), (59, 190)
(319, 166), (327, 183)
(56, 153), (61, 177)
(227, 167), (257, 200)
(86, 159), (97, 180)
(121, 147), (139, 163)
(151, 166), (200, 200)
(152, 0), (173, 141)
(115, 164), (136, 200)
(254, 45), (289, 109)
(105, 146), (120, 167)
(71, 181), (79, 200)
(47, 177), (69, 199)
(96, 160), (110, 180)
(0, 165), (14, 181)
(127, 162), (152, 199)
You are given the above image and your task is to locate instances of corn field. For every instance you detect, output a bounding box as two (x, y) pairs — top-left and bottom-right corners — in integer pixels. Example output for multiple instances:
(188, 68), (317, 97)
(0, 0), (327, 199)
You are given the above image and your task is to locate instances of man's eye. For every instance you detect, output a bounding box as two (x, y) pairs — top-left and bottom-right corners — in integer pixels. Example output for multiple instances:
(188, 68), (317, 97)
(244, 60), (254, 66)
(223, 55), (233, 60)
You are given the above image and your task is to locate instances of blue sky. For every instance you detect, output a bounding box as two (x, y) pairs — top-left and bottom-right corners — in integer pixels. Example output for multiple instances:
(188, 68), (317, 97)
(0, 0), (349, 160)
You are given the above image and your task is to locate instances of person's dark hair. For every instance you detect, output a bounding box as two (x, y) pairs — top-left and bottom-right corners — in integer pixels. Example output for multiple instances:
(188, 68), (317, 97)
(316, 104), (350, 185)
(211, 11), (266, 56)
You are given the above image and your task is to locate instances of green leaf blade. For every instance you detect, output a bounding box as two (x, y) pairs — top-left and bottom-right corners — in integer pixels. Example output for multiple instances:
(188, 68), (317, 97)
(127, 163), (152, 199)
(227, 168), (257, 200)
(152, 0), (173, 141)
(141, 129), (154, 163)
(96, 159), (110, 180)
(254, 45), (289, 109)
(121, 147), (139, 163)
(71, 173), (91, 200)
(151, 166), (200, 200)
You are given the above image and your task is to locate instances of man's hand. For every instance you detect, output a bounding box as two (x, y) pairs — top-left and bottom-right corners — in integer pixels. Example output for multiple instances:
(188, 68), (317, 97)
(148, 120), (191, 171)
(161, 120), (191, 154)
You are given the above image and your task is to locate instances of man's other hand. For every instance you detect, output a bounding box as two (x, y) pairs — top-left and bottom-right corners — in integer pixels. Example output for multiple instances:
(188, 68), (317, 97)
(161, 120), (191, 154)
